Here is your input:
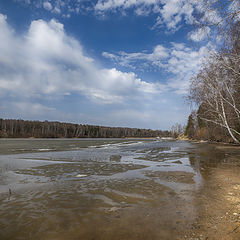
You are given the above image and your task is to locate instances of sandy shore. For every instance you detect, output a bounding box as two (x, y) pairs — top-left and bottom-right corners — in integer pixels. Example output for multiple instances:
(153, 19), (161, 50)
(181, 144), (240, 240)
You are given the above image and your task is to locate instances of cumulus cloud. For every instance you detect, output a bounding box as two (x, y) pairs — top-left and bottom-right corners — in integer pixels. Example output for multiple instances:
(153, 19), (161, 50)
(0, 14), (165, 104)
(103, 42), (209, 94)
(43, 1), (53, 11)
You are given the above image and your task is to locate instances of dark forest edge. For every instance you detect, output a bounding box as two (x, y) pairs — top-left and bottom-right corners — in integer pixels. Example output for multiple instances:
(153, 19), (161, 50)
(0, 119), (171, 138)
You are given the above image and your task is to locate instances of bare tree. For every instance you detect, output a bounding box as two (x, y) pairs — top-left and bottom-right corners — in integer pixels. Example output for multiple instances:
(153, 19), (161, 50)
(171, 123), (185, 138)
(193, 0), (240, 42)
(189, 26), (240, 143)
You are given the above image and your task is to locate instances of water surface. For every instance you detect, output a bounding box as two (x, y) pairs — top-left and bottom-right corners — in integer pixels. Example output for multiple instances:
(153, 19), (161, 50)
(0, 138), (236, 239)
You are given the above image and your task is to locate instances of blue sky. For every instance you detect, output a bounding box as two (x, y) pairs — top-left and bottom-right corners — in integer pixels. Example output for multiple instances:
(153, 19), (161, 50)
(0, 0), (232, 129)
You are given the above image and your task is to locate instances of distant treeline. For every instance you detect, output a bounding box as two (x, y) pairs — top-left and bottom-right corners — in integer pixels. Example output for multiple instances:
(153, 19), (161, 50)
(0, 119), (170, 138)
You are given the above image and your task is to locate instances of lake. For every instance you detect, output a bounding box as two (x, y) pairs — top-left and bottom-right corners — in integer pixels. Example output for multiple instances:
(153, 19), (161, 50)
(0, 138), (240, 239)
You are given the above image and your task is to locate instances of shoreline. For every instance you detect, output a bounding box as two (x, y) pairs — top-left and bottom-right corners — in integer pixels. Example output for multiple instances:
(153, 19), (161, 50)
(177, 134), (240, 147)
(1, 139), (240, 239)
(180, 143), (240, 239)
(183, 164), (240, 239)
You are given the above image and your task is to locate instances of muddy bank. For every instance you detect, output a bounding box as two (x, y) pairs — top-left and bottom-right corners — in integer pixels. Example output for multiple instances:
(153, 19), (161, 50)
(182, 144), (240, 240)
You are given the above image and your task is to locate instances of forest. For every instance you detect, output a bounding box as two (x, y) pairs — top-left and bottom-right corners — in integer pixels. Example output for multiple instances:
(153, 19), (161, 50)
(185, 2), (240, 144)
(0, 119), (170, 138)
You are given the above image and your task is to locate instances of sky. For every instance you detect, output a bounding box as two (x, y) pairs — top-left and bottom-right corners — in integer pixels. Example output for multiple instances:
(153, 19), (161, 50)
(0, 0), (235, 130)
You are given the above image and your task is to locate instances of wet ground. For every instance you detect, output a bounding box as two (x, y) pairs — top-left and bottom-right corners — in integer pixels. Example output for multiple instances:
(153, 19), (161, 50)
(0, 138), (240, 240)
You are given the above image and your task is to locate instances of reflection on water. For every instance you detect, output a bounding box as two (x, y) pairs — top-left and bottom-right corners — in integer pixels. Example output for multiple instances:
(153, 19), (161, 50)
(0, 138), (237, 239)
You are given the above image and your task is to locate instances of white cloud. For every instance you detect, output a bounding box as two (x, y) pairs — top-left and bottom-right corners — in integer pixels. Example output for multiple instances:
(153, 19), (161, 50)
(0, 14), (163, 104)
(94, 0), (206, 31)
(201, 9), (222, 26)
(95, 0), (157, 11)
(0, 100), (57, 120)
(17, 0), (89, 16)
(93, 0), (228, 34)
(103, 42), (210, 94)
(103, 99), (190, 129)
(43, 1), (53, 11)
(188, 27), (210, 42)
(53, 6), (61, 14)
(156, 0), (186, 30)
(102, 44), (168, 68)
(228, 0), (240, 20)
(17, 0), (31, 3)
(14, 102), (55, 115)
(95, 0), (190, 30)
(15, 0), (226, 34)
(159, 44), (209, 94)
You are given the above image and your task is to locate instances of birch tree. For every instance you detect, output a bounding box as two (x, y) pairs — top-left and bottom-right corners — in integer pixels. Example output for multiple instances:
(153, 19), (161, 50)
(194, 0), (240, 43)
(189, 33), (240, 143)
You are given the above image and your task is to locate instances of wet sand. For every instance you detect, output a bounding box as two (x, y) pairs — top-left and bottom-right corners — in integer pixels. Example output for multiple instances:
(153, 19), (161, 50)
(0, 139), (240, 240)
(182, 144), (240, 240)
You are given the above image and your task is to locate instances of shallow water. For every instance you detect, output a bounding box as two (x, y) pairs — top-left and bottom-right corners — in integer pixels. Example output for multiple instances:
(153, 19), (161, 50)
(0, 138), (238, 239)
